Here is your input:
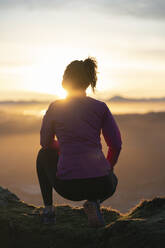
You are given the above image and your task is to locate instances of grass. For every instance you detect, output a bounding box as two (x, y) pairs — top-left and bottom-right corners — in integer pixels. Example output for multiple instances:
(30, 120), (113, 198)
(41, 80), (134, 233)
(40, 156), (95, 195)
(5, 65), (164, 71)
(0, 186), (165, 248)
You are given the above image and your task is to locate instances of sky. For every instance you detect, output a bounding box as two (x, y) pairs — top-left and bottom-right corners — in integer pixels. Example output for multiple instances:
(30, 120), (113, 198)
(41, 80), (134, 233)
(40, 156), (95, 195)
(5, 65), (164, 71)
(0, 0), (165, 100)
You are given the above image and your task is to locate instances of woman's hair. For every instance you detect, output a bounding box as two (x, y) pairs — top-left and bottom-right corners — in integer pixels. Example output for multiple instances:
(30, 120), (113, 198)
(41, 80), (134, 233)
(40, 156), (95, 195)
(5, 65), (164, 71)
(62, 57), (98, 93)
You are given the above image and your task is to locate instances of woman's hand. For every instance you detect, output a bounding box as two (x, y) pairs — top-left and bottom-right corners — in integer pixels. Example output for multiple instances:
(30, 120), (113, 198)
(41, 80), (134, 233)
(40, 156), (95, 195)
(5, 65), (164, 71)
(49, 140), (60, 154)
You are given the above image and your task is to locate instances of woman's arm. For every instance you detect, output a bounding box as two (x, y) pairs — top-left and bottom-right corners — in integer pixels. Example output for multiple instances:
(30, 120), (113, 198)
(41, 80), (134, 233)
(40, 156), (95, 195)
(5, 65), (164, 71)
(101, 103), (122, 169)
(40, 102), (60, 153)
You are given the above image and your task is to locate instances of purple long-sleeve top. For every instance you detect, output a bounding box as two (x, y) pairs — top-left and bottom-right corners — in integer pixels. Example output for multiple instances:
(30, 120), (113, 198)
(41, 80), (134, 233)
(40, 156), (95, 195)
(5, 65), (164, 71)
(40, 96), (122, 179)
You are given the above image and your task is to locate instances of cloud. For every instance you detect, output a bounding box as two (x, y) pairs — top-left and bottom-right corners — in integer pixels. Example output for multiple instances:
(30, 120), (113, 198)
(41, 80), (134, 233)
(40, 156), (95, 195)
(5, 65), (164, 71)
(0, 0), (165, 19)
(134, 49), (165, 60)
(98, 0), (165, 19)
(0, 0), (67, 10)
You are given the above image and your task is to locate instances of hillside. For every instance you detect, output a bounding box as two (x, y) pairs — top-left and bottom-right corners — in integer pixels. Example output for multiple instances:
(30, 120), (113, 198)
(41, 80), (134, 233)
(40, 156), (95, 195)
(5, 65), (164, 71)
(0, 186), (165, 248)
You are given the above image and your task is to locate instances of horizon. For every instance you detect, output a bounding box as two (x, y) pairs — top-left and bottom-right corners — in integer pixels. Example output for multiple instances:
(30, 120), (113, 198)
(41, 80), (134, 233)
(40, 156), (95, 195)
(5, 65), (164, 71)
(1, 90), (165, 102)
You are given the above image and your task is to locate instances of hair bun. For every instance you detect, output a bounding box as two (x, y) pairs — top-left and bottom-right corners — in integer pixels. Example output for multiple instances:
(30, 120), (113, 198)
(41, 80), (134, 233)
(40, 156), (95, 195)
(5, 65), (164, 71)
(83, 57), (97, 92)
(83, 57), (97, 68)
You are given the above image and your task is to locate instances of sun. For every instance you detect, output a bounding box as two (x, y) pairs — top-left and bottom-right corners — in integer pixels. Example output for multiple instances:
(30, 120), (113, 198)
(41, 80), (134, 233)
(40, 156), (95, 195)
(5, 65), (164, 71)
(24, 53), (68, 99)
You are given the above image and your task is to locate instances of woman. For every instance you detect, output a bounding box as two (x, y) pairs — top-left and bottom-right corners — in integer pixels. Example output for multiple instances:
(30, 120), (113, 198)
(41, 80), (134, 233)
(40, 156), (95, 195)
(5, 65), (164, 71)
(36, 57), (122, 227)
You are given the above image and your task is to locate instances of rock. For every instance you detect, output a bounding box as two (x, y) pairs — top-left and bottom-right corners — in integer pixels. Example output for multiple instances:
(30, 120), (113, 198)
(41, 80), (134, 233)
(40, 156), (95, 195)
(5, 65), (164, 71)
(0, 186), (165, 248)
(0, 186), (19, 207)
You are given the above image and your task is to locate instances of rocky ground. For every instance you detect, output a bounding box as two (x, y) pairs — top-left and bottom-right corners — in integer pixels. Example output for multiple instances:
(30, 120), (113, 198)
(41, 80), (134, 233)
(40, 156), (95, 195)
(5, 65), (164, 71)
(0, 186), (165, 248)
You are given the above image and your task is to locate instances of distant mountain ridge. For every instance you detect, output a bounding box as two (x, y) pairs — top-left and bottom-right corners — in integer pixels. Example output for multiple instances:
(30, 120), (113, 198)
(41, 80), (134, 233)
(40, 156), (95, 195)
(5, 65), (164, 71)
(107, 95), (165, 102)
(0, 100), (50, 105)
(1, 95), (165, 104)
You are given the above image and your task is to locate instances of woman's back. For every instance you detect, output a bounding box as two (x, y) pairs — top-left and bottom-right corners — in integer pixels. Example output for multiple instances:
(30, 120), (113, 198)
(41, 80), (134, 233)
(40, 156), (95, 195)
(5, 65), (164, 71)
(52, 96), (104, 154)
(40, 95), (122, 179)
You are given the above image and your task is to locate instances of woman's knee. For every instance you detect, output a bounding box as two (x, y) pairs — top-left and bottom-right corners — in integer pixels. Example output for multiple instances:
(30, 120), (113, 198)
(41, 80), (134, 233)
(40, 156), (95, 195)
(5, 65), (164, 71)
(36, 149), (44, 170)
(112, 173), (118, 189)
(36, 148), (58, 167)
(109, 172), (118, 196)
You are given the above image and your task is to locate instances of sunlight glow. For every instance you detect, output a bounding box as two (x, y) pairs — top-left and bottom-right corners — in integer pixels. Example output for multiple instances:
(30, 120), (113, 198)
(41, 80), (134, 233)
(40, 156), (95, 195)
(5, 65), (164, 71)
(22, 108), (47, 117)
(40, 109), (47, 116)
(23, 48), (71, 99)
(25, 61), (66, 99)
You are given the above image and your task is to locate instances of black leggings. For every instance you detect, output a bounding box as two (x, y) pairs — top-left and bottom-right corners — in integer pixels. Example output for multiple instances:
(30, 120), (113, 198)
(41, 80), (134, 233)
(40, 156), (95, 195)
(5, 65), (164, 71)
(36, 148), (118, 206)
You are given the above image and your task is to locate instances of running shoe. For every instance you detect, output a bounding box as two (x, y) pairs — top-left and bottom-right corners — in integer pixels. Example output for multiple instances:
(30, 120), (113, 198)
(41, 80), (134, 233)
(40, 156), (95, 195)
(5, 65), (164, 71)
(40, 206), (56, 224)
(83, 200), (105, 228)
